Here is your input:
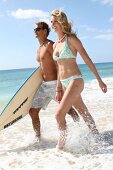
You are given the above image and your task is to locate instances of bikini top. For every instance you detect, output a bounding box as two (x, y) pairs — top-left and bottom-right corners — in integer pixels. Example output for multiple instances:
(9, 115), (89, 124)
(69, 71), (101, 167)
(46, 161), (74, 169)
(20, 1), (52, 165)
(53, 35), (76, 61)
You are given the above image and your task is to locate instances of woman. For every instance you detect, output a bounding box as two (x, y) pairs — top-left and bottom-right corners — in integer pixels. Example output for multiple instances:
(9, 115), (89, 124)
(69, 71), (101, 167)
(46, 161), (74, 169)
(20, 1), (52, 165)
(51, 9), (107, 150)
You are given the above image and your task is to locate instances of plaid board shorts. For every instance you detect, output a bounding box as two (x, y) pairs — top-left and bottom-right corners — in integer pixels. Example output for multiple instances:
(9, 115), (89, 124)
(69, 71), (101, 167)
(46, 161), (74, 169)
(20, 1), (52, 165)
(32, 80), (57, 109)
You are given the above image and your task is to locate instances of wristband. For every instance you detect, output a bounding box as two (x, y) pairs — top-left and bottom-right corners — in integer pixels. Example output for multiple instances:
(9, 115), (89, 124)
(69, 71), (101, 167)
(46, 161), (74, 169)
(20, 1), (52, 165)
(56, 90), (63, 92)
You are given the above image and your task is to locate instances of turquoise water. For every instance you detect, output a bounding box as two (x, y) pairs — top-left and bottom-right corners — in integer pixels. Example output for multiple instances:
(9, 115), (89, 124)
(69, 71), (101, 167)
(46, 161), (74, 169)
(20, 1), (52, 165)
(79, 62), (113, 81)
(0, 62), (113, 111)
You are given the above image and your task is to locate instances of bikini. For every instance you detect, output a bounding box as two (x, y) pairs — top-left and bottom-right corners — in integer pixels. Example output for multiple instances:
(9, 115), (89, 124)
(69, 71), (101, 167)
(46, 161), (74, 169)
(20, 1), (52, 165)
(53, 35), (82, 87)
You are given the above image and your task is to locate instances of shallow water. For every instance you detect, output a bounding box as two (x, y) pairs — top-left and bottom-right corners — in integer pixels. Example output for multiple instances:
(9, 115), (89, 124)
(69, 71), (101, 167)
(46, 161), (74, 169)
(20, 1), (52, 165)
(0, 76), (113, 170)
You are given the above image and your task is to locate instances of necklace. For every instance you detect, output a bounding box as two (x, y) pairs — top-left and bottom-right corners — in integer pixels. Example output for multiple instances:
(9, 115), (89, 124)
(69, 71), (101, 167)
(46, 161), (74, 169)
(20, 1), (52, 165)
(40, 40), (47, 47)
(57, 34), (66, 43)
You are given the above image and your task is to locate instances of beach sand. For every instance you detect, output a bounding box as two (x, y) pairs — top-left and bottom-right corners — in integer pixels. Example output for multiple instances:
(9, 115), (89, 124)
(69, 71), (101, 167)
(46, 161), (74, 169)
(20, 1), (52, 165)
(0, 78), (113, 170)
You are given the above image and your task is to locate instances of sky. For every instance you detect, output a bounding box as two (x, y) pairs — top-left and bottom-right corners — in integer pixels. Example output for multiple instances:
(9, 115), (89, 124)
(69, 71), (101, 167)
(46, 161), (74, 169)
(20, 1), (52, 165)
(0, 0), (113, 70)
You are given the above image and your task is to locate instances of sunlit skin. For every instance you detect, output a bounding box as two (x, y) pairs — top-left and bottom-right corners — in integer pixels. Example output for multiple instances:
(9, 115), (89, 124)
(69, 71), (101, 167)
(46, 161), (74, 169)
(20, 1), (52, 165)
(29, 26), (57, 138)
(29, 23), (80, 138)
(51, 16), (107, 92)
(51, 14), (107, 150)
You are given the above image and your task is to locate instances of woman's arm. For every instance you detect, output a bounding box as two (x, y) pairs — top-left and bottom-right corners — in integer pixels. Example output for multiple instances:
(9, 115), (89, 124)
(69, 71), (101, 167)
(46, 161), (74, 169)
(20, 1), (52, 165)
(53, 43), (63, 101)
(55, 63), (63, 102)
(71, 37), (107, 93)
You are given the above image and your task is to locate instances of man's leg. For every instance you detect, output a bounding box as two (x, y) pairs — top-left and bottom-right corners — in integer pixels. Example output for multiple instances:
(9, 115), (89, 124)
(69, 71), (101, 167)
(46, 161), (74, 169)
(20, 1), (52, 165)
(68, 107), (80, 122)
(29, 108), (41, 138)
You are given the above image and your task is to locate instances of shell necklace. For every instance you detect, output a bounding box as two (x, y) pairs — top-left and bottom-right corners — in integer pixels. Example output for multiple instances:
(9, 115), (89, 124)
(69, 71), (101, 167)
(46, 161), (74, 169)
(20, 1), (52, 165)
(57, 34), (66, 43)
(40, 39), (47, 47)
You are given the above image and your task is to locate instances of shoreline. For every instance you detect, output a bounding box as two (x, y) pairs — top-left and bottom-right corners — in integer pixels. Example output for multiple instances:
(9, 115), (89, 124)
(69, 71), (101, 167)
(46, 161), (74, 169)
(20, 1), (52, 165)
(0, 75), (113, 169)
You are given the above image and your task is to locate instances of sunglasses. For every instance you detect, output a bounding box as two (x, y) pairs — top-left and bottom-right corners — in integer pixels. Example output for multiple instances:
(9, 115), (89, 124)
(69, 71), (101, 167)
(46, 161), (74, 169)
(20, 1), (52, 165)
(34, 27), (43, 32)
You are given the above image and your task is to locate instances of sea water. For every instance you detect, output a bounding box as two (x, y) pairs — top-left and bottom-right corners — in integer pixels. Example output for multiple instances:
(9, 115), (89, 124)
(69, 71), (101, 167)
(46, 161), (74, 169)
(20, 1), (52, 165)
(0, 62), (113, 169)
(0, 62), (113, 112)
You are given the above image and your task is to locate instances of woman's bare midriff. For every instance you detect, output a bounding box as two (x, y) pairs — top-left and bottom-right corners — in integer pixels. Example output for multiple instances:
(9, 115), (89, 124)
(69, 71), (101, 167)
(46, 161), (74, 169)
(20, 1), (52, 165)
(57, 58), (81, 80)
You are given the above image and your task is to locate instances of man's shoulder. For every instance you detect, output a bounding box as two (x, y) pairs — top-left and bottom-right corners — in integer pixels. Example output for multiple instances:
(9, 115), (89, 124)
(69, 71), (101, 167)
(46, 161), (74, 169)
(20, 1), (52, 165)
(48, 39), (54, 45)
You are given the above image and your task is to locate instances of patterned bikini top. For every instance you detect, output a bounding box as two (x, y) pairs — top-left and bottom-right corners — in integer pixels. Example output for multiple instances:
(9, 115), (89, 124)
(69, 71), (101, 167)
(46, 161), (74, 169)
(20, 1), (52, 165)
(53, 35), (77, 61)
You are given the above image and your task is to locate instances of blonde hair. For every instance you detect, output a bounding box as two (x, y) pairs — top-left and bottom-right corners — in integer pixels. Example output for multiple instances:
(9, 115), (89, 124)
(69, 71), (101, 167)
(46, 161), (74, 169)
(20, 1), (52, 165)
(51, 9), (76, 37)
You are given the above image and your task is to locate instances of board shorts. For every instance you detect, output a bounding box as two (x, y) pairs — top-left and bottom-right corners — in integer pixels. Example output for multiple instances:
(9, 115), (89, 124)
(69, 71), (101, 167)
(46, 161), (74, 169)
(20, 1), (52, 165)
(32, 80), (57, 109)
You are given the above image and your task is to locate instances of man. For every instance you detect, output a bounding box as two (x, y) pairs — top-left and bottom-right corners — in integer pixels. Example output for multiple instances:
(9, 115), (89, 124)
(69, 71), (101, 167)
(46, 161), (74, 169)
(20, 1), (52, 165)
(29, 21), (79, 138)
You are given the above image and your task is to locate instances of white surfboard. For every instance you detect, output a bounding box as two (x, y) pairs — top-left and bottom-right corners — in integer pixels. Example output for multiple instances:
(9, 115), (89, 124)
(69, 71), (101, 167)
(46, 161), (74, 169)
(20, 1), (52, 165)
(0, 67), (43, 131)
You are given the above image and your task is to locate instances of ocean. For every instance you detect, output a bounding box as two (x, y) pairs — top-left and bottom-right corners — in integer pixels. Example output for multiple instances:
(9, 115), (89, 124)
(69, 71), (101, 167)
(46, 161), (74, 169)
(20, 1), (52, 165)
(0, 62), (113, 170)
(0, 62), (113, 111)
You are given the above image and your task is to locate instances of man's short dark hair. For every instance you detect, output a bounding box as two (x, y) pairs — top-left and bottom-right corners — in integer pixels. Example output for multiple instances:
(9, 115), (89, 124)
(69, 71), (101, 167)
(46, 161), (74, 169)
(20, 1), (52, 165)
(35, 21), (50, 37)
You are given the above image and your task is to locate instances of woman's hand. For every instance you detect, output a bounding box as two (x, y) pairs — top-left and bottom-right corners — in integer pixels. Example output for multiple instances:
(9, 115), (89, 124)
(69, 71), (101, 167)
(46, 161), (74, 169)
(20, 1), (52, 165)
(99, 80), (107, 93)
(55, 90), (63, 103)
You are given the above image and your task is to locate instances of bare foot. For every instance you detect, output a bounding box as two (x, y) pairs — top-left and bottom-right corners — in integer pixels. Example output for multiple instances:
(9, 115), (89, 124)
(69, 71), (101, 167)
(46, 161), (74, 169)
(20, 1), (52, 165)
(91, 129), (99, 135)
(35, 124), (41, 138)
(56, 130), (67, 150)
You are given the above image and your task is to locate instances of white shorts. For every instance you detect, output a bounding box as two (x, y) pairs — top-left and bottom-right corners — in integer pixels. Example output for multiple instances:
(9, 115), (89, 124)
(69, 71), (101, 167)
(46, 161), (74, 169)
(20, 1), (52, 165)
(32, 80), (57, 109)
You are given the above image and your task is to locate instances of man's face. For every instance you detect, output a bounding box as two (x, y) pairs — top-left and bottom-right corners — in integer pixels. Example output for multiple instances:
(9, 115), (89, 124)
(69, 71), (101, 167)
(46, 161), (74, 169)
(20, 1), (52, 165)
(34, 25), (44, 38)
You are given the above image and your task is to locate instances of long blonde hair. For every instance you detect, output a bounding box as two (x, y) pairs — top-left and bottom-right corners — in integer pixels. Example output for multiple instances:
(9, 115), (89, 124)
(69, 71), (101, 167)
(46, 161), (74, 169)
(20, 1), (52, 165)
(51, 9), (76, 37)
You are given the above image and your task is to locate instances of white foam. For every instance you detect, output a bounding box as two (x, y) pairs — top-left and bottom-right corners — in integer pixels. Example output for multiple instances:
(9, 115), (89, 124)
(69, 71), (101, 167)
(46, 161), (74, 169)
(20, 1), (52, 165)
(0, 77), (113, 170)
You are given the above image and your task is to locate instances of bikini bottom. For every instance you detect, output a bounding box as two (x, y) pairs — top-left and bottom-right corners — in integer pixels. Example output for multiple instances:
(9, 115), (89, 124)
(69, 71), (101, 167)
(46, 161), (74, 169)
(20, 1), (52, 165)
(60, 75), (82, 88)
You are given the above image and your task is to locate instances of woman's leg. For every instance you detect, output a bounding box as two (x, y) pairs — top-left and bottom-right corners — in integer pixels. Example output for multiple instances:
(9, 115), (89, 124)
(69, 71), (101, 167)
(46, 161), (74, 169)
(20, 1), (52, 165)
(63, 86), (80, 122)
(55, 79), (84, 149)
(73, 96), (99, 134)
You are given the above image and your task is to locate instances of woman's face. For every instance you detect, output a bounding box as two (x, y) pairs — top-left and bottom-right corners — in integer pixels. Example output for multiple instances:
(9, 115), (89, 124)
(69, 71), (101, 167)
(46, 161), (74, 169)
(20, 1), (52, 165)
(51, 16), (62, 32)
